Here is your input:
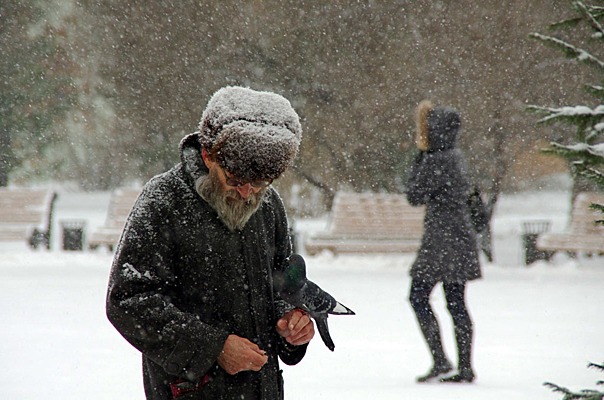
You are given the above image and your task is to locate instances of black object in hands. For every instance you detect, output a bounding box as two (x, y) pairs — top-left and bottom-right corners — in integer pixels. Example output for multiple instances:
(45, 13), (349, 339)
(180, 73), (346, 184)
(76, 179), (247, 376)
(274, 253), (355, 351)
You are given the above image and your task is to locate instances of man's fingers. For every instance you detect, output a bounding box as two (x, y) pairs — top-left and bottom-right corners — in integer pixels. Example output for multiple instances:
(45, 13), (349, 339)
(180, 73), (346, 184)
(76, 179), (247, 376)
(248, 352), (269, 371)
(284, 313), (315, 345)
(218, 335), (268, 375)
(277, 317), (289, 332)
(243, 344), (268, 371)
(286, 322), (314, 344)
(253, 347), (267, 356)
(287, 330), (314, 346)
(288, 312), (311, 335)
(276, 309), (315, 346)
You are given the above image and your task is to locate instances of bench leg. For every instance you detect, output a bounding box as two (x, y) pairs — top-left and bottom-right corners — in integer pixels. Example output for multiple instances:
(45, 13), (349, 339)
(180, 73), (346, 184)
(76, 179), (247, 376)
(565, 251), (577, 259)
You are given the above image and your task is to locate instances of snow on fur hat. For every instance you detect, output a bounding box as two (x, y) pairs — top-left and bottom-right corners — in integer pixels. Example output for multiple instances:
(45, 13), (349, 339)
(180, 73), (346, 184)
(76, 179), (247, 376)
(198, 86), (302, 181)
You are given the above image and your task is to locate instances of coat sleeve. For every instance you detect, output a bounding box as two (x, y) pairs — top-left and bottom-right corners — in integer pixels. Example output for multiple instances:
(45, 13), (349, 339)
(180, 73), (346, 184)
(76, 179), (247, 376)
(406, 151), (456, 206)
(268, 189), (309, 365)
(106, 183), (229, 381)
(405, 151), (432, 205)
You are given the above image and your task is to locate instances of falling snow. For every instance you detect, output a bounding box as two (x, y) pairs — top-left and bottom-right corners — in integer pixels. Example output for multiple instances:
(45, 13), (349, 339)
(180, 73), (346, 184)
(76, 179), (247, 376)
(0, 188), (602, 400)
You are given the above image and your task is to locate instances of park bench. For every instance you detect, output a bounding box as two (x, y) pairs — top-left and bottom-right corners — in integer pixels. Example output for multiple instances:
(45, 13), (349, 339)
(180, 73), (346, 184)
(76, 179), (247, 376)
(88, 188), (140, 251)
(304, 192), (425, 255)
(0, 187), (58, 249)
(536, 192), (604, 258)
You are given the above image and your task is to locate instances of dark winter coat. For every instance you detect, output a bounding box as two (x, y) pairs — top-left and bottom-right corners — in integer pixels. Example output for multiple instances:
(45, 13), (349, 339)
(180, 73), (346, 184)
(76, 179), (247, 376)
(405, 105), (481, 285)
(106, 133), (307, 400)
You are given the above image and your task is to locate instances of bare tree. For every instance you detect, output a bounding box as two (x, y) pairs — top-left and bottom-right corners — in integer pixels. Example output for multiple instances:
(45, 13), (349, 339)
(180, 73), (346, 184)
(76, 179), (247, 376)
(6, 0), (589, 200)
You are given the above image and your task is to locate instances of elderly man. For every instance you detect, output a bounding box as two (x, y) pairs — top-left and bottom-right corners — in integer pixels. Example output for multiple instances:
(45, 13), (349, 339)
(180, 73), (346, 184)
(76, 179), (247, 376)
(106, 86), (315, 399)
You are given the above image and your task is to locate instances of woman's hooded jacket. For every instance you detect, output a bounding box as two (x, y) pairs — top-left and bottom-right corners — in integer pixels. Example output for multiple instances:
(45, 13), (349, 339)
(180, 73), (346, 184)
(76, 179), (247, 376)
(106, 133), (306, 400)
(405, 100), (481, 285)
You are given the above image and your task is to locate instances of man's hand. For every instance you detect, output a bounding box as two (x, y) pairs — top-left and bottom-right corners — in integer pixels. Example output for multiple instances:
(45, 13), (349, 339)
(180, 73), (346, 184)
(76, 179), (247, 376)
(276, 309), (315, 346)
(217, 334), (268, 375)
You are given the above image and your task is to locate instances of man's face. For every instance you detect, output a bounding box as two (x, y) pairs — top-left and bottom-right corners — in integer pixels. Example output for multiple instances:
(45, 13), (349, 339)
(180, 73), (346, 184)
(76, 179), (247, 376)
(196, 160), (268, 231)
(215, 164), (272, 202)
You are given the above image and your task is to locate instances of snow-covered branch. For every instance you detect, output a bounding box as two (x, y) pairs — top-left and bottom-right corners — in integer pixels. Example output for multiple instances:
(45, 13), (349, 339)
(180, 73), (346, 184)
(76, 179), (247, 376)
(575, 1), (604, 38)
(529, 32), (604, 69)
(551, 142), (604, 158)
(528, 104), (604, 123)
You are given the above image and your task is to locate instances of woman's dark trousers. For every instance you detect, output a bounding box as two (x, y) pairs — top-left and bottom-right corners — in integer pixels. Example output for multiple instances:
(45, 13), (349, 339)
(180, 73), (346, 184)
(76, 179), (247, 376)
(409, 278), (474, 377)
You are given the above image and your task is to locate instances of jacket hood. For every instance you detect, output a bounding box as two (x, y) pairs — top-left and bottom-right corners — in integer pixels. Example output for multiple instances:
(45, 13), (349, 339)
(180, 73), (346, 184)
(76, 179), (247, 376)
(415, 100), (461, 152)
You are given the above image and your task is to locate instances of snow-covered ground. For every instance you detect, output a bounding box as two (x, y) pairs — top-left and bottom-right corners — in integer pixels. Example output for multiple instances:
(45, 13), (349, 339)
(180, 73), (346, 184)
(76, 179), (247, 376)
(0, 188), (602, 399)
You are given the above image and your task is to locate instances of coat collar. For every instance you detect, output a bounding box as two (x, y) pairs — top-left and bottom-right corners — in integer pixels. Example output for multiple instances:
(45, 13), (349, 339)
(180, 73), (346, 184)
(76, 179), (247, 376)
(179, 132), (209, 182)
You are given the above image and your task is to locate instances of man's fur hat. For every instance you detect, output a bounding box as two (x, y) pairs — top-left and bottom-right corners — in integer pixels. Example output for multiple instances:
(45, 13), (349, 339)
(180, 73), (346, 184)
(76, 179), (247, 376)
(198, 86), (302, 181)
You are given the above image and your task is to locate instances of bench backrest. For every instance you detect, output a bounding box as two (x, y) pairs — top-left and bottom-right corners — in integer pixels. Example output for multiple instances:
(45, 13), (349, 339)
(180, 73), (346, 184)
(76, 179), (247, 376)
(103, 188), (141, 229)
(327, 192), (425, 239)
(0, 188), (57, 242)
(569, 192), (604, 234)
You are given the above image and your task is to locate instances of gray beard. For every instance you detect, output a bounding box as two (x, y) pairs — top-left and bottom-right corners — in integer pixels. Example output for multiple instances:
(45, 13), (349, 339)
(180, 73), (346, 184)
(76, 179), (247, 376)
(195, 168), (266, 232)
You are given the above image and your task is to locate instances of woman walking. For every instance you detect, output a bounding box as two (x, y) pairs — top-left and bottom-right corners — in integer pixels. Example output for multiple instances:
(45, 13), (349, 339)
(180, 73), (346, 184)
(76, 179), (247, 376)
(405, 100), (481, 383)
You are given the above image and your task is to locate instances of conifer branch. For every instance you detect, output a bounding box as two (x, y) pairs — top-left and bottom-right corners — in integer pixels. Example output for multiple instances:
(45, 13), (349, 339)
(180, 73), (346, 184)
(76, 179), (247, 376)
(582, 167), (604, 189)
(529, 32), (604, 69)
(544, 363), (604, 400)
(588, 362), (604, 374)
(527, 105), (604, 129)
(574, 1), (604, 37)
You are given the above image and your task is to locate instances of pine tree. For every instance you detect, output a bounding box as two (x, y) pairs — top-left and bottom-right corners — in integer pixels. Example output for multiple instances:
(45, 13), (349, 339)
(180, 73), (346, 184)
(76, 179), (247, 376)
(544, 362), (604, 400)
(528, 1), (604, 220)
(529, 8), (603, 392)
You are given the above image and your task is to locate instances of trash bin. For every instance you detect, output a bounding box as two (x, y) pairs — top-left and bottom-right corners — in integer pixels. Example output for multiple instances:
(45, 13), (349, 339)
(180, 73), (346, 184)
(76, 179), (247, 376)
(61, 219), (87, 251)
(521, 220), (552, 265)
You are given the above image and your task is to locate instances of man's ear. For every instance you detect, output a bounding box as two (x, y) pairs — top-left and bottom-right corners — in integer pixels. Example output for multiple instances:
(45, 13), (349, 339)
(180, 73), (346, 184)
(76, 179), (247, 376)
(201, 147), (214, 168)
